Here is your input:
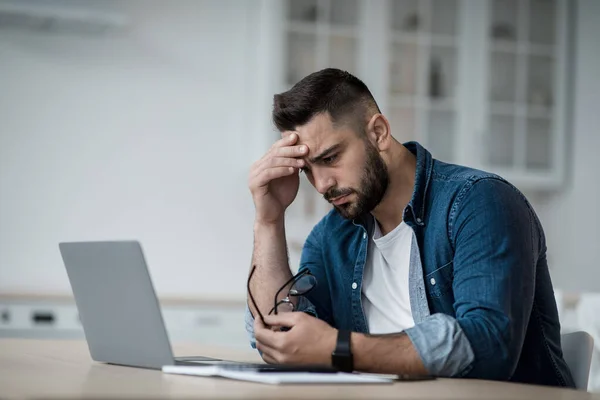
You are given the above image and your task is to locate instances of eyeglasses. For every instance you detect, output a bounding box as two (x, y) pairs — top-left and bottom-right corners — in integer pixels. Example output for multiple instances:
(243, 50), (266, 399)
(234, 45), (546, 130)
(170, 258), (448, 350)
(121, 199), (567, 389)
(247, 265), (317, 329)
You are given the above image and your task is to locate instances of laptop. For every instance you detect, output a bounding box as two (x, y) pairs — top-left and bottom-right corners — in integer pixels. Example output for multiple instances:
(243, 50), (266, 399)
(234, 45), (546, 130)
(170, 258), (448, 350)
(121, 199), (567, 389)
(59, 240), (335, 372)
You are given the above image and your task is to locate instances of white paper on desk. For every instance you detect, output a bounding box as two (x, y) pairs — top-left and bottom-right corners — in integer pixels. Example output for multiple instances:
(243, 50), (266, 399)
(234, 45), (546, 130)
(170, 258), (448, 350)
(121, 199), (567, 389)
(162, 365), (395, 384)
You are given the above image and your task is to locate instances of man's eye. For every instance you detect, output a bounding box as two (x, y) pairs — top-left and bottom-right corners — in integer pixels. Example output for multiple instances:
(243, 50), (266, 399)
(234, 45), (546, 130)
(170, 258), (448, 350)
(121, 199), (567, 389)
(322, 154), (338, 165)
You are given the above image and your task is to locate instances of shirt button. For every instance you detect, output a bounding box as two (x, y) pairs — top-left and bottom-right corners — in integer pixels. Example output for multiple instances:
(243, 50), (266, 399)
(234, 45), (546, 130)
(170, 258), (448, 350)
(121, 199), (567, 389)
(352, 282), (358, 290)
(362, 232), (367, 239)
(430, 278), (436, 285)
(416, 217), (422, 223)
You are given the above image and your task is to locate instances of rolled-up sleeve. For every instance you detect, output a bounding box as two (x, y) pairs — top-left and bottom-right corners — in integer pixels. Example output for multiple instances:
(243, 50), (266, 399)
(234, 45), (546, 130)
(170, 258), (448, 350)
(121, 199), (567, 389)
(406, 178), (539, 379)
(405, 313), (475, 376)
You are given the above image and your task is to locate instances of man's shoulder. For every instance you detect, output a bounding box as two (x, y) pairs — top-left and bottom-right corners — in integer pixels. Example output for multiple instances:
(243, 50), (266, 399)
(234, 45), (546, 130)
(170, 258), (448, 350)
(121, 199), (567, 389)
(428, 159), (528, 213)
(430, 159), (532, 222)
(431, 159), (506, 185)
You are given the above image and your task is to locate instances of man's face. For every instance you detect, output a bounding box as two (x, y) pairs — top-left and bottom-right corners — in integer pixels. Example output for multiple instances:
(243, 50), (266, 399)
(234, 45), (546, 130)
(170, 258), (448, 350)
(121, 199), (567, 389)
(293, 113), (389, 219)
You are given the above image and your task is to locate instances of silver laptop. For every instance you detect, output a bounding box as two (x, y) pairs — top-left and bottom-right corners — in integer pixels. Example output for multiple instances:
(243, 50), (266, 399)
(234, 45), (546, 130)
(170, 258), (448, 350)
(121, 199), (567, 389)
(59, 240), (337, 373)
(59, 240), (242, 369)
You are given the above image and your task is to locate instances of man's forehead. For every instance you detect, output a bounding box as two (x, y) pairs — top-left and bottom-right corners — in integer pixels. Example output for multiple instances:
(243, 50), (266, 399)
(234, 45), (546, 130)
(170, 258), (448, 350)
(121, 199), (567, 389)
(285, 115), (348, 156)
(283, 114), (330, 137)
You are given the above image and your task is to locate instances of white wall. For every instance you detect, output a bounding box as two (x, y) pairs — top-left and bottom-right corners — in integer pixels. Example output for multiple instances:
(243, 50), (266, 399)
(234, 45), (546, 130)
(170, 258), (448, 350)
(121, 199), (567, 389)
(533, 0), (600, 293)
(1, 0), (599, 299)
(0, 0), (273, 299)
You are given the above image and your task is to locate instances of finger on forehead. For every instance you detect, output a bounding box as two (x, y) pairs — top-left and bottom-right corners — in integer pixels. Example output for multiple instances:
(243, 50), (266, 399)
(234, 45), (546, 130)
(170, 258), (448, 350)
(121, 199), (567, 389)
(271, 132), (297, 150)
(274, 145), (307, 158)
(281, 131), (297, 138)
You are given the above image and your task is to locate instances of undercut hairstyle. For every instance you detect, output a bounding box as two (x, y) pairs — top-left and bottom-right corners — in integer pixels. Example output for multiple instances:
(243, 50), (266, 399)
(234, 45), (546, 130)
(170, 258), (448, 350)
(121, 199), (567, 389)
(272, 68), (381, 135)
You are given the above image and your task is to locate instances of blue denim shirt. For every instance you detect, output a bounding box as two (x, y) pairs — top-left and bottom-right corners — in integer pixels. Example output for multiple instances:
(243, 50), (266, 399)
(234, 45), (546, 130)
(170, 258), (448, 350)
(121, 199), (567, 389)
(246, 142), (575, 388)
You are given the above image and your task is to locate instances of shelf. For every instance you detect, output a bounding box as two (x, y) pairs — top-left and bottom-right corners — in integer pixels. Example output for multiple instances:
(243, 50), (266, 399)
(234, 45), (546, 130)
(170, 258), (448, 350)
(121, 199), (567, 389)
(389, 32), (457, 48)
(489, 101), (553, 119)
(388, 32), (420, 44)
(489, 101), (516, 116)
(490, 41), (556, 57)
(389, 95), (455, 111)
(388, 95), (418, 108)
(0, 292), (246, 307)
(428, 98), (456, 111)
(429, 34), (458, 47)
(288, 0), (359, 27)
(287, 21), (358, 37)
(527, 104), (554, 119)
(0, 299), (249, 347)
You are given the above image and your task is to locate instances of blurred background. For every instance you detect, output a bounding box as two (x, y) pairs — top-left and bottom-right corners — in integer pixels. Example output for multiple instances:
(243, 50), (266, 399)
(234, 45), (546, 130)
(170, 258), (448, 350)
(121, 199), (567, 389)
(0, 0), (599, 390)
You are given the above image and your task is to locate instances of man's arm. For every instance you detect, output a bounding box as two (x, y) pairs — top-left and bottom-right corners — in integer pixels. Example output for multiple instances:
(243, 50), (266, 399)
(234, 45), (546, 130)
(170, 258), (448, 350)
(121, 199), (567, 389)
(447, 178), (539, 379)
(246, 132), (309, 320)
(351, 332), (428, 375)
(254, 313), (427, 375)
(245, 218), (326, 346)
(246, 132), (318, 349)
(401, 178), (538, 378)
(247, 219), (294, 320)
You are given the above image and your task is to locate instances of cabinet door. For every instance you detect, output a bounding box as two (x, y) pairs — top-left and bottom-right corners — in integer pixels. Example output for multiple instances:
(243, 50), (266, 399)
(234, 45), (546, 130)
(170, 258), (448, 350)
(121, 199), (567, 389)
(285, 0), (361, 87)
(477, 0), (568, 188)
(385, 0), (462, 163)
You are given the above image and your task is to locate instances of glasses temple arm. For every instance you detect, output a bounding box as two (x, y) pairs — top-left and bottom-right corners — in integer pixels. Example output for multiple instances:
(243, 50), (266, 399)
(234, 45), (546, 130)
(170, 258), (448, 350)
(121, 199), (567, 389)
(247, 266), (269, 328)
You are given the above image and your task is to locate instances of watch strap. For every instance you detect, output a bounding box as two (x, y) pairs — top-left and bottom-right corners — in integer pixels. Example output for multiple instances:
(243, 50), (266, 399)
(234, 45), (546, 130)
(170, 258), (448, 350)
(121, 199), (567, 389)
(335, 329), (351, 355)
(332, 329), (353, 372)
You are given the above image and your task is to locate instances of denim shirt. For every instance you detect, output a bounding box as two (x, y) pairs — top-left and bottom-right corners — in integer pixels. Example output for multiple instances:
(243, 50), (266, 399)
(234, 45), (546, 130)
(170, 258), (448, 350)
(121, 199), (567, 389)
(245, 142), (575, 388)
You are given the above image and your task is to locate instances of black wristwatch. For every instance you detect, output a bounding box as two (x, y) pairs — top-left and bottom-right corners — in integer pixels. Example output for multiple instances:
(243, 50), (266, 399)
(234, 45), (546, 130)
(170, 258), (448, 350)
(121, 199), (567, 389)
(331, 329), (354, 372)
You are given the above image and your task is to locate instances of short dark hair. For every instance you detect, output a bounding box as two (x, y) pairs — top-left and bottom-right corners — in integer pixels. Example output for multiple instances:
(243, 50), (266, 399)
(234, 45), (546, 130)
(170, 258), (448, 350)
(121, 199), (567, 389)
(272, 68), (381, 134)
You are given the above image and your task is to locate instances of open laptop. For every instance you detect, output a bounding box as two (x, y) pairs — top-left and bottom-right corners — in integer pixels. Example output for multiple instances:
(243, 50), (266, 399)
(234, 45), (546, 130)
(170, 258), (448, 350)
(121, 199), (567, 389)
(59, 240), (335, 372)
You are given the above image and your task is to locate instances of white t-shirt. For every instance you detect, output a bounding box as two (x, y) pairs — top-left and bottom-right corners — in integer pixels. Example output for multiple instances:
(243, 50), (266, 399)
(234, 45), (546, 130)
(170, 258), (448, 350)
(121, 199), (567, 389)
(361, 217), (415, 334)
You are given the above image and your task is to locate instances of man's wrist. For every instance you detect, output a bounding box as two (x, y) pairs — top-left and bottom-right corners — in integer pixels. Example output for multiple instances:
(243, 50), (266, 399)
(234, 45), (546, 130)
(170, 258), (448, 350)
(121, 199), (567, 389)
(254, 218), (284, 231)
(324, 328), (338, 366)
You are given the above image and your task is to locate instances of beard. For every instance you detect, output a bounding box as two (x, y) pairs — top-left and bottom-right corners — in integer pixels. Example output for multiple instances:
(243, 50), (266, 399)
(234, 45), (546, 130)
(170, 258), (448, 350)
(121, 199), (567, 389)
(324, 140), (389, 220)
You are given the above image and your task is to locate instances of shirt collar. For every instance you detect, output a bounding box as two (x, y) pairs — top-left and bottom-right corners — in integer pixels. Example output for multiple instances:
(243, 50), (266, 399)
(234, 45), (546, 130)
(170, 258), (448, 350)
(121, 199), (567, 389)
(353, 141), (433, 228)
(402, 141), (433, 227)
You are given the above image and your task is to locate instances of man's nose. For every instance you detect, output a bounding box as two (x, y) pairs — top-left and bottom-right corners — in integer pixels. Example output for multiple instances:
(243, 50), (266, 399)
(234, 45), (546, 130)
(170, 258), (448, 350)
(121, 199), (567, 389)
(312, 170), (335, 195)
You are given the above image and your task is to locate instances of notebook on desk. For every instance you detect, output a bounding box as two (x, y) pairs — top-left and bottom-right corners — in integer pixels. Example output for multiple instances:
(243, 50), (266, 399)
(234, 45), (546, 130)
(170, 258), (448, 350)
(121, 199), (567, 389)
(59, 240), (334, 372)
(162, 365), (398, 384)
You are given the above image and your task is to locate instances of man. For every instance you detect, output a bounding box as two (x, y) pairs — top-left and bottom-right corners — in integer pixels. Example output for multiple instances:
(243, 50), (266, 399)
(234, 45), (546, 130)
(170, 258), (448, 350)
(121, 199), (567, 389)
(245, 68), (574, 387)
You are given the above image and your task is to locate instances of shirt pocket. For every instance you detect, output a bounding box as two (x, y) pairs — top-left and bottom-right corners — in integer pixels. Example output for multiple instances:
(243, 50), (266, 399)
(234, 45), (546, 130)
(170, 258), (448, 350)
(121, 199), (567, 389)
(425, 260), (455, 315)
(425, 260), (454, 299)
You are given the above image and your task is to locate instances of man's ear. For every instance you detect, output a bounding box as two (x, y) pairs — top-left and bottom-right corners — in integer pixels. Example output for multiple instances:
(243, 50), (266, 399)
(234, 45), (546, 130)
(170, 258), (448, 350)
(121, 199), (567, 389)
(366, 113), (392, 151)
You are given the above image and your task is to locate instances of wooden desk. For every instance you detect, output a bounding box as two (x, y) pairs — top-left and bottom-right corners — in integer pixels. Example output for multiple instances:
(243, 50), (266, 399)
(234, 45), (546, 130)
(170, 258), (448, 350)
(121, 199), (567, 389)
(0, 339), (596, 399)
